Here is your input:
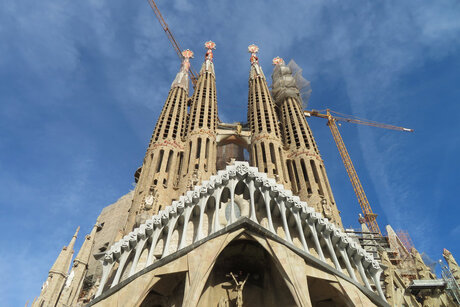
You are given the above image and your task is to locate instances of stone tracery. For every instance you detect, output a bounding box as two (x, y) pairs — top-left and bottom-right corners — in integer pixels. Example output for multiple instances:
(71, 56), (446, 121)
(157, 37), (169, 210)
(95, 161), (386, 302)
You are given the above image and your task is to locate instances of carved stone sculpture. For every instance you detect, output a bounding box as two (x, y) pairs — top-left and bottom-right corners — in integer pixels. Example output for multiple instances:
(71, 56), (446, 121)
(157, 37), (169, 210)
(230, 272), (249, 307)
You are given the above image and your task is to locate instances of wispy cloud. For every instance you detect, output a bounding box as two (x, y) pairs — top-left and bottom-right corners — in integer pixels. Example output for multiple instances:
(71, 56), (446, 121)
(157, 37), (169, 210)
(1, 0), (460, 305)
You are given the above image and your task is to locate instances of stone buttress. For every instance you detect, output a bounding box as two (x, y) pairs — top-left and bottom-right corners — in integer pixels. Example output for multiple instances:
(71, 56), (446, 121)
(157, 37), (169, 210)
(179, 42), (218, 190)
(271, 57), (342, 227)
(247, 45), (288, 185)
(125, 50), (193, 231)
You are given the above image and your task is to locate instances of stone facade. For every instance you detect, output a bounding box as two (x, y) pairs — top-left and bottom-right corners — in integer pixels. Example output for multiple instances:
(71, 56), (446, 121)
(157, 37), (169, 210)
(32, 44), (458, 307)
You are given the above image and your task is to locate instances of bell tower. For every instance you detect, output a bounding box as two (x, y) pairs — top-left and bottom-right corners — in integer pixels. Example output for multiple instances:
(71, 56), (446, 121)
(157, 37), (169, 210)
(271, 57), (342, 226)
(179, 41), (219, 190)
(247, 45), (289, 186)
(125, 50), (193, 231)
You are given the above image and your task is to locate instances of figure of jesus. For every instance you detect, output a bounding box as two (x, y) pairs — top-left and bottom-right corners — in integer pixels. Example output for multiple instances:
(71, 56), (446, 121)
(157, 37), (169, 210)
(230, 272), (249, 307)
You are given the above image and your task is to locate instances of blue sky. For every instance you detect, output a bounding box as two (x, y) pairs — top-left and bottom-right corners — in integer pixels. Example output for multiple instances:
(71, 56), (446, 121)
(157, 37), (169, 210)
(1, 0), (459, 305)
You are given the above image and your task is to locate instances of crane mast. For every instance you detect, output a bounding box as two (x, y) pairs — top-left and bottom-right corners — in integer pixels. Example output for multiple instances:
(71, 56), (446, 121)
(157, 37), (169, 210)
(305, 109), (413, 234)
(146, 0), (198, 86)
(326, 111), (381, 234)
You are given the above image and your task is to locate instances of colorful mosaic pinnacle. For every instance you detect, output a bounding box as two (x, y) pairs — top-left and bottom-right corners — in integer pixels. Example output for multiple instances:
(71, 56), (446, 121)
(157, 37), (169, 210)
(205, 41), (216, 62)
(248, 44), (259, 64)
(181, 49), (193, 72)
(272, 56), (284, 65)
(181, 49), (194, 59)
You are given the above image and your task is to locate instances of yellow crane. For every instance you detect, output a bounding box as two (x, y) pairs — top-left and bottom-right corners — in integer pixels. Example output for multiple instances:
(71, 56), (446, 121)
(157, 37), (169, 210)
(146, 0), (198, 86)
(304, 109), (413, 235)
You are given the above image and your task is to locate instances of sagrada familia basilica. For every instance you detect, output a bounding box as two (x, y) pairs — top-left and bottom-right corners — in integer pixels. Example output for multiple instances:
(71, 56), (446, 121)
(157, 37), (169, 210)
(32, 42), (459, 306)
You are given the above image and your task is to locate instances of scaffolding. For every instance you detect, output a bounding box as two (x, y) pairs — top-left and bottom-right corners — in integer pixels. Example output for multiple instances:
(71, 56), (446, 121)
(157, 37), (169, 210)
(396, 229), (414, 252)
(439, 260), (460, 304)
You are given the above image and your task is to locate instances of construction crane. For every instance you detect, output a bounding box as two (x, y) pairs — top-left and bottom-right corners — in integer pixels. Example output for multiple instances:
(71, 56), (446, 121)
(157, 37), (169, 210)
(146, 0), (198, 86)
(304, 109), (413, 235)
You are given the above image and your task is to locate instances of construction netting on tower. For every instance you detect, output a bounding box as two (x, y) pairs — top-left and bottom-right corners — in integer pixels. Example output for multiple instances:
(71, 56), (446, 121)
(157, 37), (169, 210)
(271, 59), (312, 109)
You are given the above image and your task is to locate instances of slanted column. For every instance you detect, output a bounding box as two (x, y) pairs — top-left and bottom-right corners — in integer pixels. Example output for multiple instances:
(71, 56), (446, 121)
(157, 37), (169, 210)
(125, 50), (193, 231)
(272, 57), (342, 227)
(247, 45), (287, 185)
(180, 41), (218, 192)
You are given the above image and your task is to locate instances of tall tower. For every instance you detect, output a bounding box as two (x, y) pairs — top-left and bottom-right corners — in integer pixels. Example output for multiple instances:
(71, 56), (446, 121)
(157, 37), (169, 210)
(179, 41), (218, 190)
(125, 50), (193, 231)
(271, 57), (342, 226)
(247, 45), (288, 185)
(34, 227), (79, 307)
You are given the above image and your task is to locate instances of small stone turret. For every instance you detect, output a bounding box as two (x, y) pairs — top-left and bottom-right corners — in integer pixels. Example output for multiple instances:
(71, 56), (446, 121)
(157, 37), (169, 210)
(247, 45), (287, 184)
(33, 227), (79, 307)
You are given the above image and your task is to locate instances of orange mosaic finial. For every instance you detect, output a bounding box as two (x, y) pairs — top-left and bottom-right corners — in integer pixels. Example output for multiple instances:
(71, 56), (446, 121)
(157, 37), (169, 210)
(181, 49), (193, 72)
(204, 41), (216, 62)
(272, 56), (284, 65)
(248, 44), (259, 64)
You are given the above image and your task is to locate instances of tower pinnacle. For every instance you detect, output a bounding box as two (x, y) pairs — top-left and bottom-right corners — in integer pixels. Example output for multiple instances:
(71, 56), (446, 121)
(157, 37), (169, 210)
(171, 49), (194, 91)
(248, 44), (259, 64)
(201, 41), (216, 74)
(248, 44), (265, 79)
(272, 56), (284, 66)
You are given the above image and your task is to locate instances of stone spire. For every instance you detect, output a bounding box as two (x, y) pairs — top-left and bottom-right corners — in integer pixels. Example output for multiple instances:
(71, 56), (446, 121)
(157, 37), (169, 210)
(33, 227), (79, 307)
(57, 223), (99, 306)
(179, 41), (218, 191)
(125, 50), (193, 231)
(411, 247), (436, 280)
(271, 57), (342, 227)
(247, 45), (287, 184)
(443, 248), (460, 282)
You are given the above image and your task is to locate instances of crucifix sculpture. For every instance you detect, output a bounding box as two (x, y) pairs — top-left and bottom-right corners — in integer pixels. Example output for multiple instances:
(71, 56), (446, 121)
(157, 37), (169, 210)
(229, 272), (249, 307)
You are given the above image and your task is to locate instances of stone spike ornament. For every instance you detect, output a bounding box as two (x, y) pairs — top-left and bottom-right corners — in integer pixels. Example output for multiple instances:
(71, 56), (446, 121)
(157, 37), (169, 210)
(205, 41), (216, 62)
(272, 56), (285, 66)
(248, 44), (259, 64)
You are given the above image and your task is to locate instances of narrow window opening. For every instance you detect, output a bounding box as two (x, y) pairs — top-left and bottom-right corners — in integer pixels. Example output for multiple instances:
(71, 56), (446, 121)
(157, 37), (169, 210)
(156, 150), (164, 172)
(269, 143), (276, 164)
(205, 138), (210, 159)
(279, 148), (288, 182)
(287, 160), (295, 192)
(186, 141), (192, 174)
(310, 160), (324, 196)
(261, 142), (267, 163)
(165, 150), (174, 172)
(292, 161), (302, 193)
(196, 138), (202, 159)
